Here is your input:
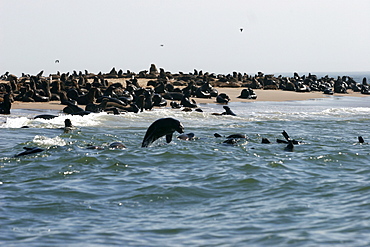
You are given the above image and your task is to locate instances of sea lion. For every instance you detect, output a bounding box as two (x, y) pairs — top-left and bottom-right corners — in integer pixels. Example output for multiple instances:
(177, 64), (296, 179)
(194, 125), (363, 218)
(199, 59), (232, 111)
(216, 93), (230, 103)
(212, 106), (236, 116)
(214, 133), (246, 139)
(63, 119), (73, 133)
(109, 142), (126, 149)
(226, 134), (247, 139)
(177, 132), (195, 140)
(276, 131), (301, 145)
(152, 94), (167, 107)
(0, 94), (12, 114)
(162, 92), (184, 100)
(180, 96), (197, 108)
(282, 130), (294, 151)
(63, 101), (83, 113)
(170, 101), (182, 109)
(261, 138), (271, 144)
(14, 147), (44, 157)
(34, 114), (58, 120)
(358, 136), (367, 144)
(284, 141), (294, 152)
(86, 144), (104, 150)
(222, 138), (239, 145)
(223, 106), (236, 116)
(237, 88), (257, 99)
(142, 117), (184, 147)
(77, 87), (98, 105)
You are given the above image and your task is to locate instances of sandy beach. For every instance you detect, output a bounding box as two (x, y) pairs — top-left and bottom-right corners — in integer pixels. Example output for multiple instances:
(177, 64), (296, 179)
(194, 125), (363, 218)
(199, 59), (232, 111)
(10, 87), (366, 111)
(2, 75), (368, 112)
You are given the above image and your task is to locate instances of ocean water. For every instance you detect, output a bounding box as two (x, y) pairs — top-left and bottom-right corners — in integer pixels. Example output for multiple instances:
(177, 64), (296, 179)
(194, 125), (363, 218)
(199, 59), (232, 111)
(2, 93), (370, 245)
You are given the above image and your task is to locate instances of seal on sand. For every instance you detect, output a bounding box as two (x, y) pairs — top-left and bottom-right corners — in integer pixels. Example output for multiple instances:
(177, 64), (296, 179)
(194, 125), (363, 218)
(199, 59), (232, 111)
(142, 117), (184, 147)
(0, 94), (12, 114)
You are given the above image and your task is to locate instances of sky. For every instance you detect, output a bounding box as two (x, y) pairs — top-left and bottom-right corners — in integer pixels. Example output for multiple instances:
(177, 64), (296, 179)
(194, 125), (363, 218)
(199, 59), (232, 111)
(1, 0), (370, 77)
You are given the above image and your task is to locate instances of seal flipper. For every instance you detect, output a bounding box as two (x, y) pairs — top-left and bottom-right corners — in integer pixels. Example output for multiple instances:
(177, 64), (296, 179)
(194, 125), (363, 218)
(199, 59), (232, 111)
(359, 136), (365, 143)
(276, 139), (288, 144)
(282, 130), (291, 142)
(142, 132), (155, 147)
(166, 134), (173, 143)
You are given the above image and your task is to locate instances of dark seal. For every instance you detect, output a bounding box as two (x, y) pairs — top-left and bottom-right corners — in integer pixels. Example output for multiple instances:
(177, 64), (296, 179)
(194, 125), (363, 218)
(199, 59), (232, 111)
(15, 147), (44, 157)
(142, 117), (184, 147)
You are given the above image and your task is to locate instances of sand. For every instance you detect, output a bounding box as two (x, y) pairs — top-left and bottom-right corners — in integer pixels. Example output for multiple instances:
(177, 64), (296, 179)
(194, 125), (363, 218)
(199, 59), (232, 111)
(10, 88), (367, 111)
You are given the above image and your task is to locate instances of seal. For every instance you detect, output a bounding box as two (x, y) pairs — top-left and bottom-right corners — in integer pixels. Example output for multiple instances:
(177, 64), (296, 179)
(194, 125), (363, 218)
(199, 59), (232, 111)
(142, 117), (184, 147)
(34, 114), (58, 120)
(223, 106), (236, 116)
(216, 93), (230, 103)
(282, 130), (294, 151)
(237, 88), (257, 99)
(222, 138), (239, 145)
(180, 95), (197, 108)
(14, 147), (44, 157)
(0, 94), (12, 114)
(212, 106), (237, 116)
(226, 134), (247, 139)
(177, 132), (195, 140)
(63, 101), (90, 115)
(109, 142), (126, 149)
(261, 138), (271, 144)
(63, 119), (74, 133)
(358, 136), (366, 144)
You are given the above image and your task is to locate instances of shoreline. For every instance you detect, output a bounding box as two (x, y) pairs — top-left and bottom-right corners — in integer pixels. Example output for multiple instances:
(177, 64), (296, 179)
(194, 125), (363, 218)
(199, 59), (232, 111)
(10, 88), (367, 111)
(2, 68), (369, 112)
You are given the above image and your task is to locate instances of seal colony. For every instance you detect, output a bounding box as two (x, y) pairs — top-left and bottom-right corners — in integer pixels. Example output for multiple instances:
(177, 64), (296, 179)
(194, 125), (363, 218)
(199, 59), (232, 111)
(1, 64), (369, 156)
(1, 64), (369, 115)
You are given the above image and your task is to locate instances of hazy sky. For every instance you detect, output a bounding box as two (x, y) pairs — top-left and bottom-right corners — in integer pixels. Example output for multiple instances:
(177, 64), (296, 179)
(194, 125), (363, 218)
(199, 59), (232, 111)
(1, 0), (369, 76)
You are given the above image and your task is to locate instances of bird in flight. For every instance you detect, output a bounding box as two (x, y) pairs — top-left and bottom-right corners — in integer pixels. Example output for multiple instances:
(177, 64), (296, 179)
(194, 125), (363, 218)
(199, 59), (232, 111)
(55, 60), (60, 63)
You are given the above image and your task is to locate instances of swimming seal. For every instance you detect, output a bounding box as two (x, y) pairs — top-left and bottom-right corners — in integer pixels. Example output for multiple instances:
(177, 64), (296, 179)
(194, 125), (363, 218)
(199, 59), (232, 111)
(261, 138), (271, 144)
(109, 142), (126, 149)
(177, 132), (195, 140)
(63, 119), (73, 133)
(282, 130), (294, 151)
(212, 106), (236, 116)
(15, 147), (44, 157)
(358, 136), (367, 144)
(34, 114), (58, 120)
(142, 117), (184, 147)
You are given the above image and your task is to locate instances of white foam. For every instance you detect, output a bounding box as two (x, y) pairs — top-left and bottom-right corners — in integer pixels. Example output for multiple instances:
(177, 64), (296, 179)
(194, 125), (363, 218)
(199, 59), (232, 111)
(0, 117), (30, 128)
(33, 135), (67, 146)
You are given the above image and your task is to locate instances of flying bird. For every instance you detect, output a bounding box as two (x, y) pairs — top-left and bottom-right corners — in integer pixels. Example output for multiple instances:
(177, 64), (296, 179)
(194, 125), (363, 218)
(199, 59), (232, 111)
(240, 28), (243, 32)
(55, 60), (60, 63)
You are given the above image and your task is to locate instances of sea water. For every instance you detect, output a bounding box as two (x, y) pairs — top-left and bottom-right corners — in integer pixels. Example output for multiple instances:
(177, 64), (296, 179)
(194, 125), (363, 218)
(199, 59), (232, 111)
(1, 94), (370, 246)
